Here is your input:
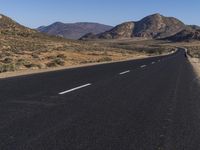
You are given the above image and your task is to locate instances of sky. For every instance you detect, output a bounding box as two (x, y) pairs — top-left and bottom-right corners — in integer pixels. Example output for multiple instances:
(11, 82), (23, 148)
(0, 0), (199, 28)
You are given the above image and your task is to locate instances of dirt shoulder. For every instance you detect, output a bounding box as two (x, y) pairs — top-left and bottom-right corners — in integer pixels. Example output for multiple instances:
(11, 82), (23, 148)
(189, 57), (200, 79)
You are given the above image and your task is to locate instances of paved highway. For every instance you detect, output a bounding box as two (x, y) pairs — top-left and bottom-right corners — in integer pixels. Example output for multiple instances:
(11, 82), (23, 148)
(0, 48), (200, 150)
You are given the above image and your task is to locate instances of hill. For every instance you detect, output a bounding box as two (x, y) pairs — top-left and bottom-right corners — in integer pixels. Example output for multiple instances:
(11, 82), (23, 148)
(81, 13), (185, 40)
(187, 25), (200, 30)
(37, 22), (113, 39)
(0, 14), (37, 36)
(165, 28), (200, 42)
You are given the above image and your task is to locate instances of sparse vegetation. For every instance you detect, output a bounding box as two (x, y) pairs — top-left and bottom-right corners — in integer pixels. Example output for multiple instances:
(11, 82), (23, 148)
(187, 47), (200, 58)
(97, 57), (112, 62)
(46, 58), (65, 67)
(0, 63), (16, 73)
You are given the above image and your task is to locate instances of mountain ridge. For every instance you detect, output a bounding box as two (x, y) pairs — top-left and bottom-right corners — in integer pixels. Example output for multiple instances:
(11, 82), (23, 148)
(37, 22), (113, 39)
(81, 13), (186, 40)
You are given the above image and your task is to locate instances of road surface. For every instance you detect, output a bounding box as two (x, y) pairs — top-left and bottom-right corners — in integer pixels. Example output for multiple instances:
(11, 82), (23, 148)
(0, 48), (200, 150)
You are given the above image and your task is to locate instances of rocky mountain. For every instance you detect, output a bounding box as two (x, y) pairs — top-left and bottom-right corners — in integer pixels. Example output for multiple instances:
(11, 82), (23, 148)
(37, 22), (113, 39)
(98, 22), (135, 39)
(81, 13), (186, 40)
(165, 28), (200, 42)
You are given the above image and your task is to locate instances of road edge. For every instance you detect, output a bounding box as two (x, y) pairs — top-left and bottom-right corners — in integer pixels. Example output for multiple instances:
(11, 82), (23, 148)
(188, 57), (200, 80)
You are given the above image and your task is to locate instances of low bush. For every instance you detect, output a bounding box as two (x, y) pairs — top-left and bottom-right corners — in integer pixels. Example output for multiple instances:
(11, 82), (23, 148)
(2, 57), (13, 63)
(0, 63), (16, 73)
(97, 57), (112, 62)
(46, 58), (65, 67)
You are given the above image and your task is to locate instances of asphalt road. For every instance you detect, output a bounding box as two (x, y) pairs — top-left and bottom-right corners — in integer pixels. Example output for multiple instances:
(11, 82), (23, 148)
(0, 48), (200, 150)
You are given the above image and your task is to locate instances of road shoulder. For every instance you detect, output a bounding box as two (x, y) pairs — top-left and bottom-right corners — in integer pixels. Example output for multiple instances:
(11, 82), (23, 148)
(189, 57), (200, 81)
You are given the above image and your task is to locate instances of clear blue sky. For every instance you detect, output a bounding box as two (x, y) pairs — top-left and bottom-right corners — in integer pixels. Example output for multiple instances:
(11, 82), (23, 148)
(0, 0), (199, 28)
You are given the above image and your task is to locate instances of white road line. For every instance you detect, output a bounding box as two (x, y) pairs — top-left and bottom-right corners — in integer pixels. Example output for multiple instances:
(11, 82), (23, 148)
(140, 65), (147, 68)
(59, 83), (92, 95)
(119, 70), (130, 75)
(151, 62), (155, 64)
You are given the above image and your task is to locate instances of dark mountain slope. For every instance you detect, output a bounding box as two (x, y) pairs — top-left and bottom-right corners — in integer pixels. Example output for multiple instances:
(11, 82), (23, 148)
(37, 22), (113, 39)
(165, 28), (200, 42)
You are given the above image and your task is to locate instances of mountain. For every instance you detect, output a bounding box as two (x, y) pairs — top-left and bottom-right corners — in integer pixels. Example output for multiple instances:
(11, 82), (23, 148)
(133, 13), (185, 38)
(37, 22), (113, 39)
(81, 13), (186, 40)
(165, 28), (200, 42)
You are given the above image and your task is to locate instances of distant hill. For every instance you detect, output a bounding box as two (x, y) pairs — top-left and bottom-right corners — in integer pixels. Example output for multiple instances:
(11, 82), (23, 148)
(37, 22), (113, 39)
(165, 28), (200, 42)
(187, 25), (200, 30)
(81, 13), (186, 40)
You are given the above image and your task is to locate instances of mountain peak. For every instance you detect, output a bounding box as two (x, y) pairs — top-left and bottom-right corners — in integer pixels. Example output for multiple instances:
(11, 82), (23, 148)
(141, 13), (163, 21)
(150, 13), (162, 17)
(52, 22), (64, 25)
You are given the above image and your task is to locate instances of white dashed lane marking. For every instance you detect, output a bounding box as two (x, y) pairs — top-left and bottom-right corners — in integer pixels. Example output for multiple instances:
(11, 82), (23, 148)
(119, 70), (130, 75)
(140, 65), (147, 68)
(59, 83), (92, 95)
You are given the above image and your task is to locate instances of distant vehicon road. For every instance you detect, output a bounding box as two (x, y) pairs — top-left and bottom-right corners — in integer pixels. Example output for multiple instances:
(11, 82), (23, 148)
(0, 48), (199, 150)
